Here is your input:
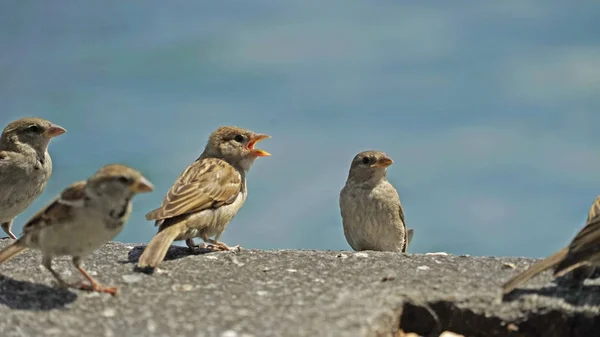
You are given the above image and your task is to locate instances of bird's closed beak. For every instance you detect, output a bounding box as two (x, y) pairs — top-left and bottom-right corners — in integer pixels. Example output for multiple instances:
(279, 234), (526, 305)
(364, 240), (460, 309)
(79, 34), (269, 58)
(247, 134), (271, 157)
(130, 176), (154, 193)
(43, 124), (67, 138)
(372, 157), (393, 168)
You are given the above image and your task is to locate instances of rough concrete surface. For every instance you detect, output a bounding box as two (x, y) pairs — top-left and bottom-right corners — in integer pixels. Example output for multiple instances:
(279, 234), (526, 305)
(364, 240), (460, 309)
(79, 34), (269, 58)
(0, 240), (598, 337)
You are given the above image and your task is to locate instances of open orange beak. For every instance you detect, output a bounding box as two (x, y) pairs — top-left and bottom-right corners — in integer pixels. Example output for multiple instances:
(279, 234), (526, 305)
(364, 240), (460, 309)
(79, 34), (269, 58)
(247, 134), (271, 157)
(130, 176), (154, 193)
(371, 157), (393, 168)
(43, 124), (67, 138)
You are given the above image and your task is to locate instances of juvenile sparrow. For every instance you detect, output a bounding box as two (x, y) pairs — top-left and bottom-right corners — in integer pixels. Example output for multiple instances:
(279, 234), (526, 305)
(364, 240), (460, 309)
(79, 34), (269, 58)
(0, 164), (153, 295)
(339, 150), (413, 252)
(137, 126), (270, 270)
(0, 117), (66, 239)
(502, 195), (600, 294)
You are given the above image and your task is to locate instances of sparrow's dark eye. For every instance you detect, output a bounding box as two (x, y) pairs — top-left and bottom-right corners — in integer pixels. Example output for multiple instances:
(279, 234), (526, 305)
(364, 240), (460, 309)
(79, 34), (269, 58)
(117, 176), (132, 184)
(362, 157), (370, 164)
(233, 134), (245, 142)
(27, 125), (41, 133)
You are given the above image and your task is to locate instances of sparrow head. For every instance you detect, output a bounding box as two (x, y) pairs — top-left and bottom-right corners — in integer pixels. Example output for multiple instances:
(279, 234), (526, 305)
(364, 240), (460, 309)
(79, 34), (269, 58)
(202, 126), (271, 171)
(1, 117), (66, 154)
(347, 150), (393, 183)
(86, 164), (154, 201)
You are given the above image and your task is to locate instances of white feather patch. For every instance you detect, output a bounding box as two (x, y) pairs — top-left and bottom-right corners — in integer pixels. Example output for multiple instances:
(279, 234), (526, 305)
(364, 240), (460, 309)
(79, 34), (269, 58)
(57, 197), (85, 207)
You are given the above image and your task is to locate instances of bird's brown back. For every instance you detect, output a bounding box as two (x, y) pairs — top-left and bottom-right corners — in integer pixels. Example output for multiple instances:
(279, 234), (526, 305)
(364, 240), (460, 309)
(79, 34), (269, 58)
(145, 158), (242, 222)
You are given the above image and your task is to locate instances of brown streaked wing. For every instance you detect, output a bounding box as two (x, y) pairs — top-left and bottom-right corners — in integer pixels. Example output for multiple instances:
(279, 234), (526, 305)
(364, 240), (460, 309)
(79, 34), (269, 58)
(554, 217), (600, 275)
(398, 200), (405, 226)
(552, 196), (600, 275)
(22, 181), (87, 235)
(145, 158), (241, 221)
(398, 203), (409, 252)
(586, 195), (600, 223)
(563, 195), (600, 258)
(568, 217), (600, 254)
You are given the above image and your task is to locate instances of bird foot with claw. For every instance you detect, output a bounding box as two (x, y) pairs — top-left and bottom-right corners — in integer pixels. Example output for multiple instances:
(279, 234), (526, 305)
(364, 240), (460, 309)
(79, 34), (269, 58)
(70, 281), (120, 296)
(203, 242), (241, 252)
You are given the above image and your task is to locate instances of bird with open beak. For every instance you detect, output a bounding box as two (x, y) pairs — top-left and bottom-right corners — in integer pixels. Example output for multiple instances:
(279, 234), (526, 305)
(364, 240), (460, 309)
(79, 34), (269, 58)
(340, 150), (414, 252)
(137, 126), (271, 270)
(0, 164), (154, 295)
(0, 117), (66, 240)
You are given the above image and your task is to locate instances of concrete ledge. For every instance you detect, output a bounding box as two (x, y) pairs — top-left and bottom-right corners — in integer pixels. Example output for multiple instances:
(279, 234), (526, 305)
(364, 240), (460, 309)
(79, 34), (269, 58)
(0, 240), (598, 337)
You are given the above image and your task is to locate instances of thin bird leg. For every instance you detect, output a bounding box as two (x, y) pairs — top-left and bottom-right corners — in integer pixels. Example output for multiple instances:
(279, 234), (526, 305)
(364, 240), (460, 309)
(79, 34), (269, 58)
(1, 220), (17, 240)
(42, 255), (70, 288)
(70, 257), (119, 296)
(185, 238), (199, 251)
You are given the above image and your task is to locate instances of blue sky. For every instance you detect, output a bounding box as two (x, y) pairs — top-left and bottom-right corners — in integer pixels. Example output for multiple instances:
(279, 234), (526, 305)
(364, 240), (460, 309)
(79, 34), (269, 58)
(1, 1), (600, 257)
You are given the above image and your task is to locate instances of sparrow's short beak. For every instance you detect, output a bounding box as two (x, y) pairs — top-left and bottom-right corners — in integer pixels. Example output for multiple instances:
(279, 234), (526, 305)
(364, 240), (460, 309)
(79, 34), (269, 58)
(130, 177), (154, 193)
(372, 157), (393, 168)
(247, 134), (271, 157)
(43, 124), (67, 138)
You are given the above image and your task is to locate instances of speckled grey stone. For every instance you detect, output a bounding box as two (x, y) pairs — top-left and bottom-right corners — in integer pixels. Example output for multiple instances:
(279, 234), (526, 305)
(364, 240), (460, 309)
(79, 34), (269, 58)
(0, 240), (597, 337)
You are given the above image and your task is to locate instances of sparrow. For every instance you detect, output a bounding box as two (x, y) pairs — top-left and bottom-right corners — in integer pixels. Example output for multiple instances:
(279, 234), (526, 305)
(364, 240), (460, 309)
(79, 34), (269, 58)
(137, 126), (270, 270)
(0, 117), (66, 239)
(0, 164), (153, 295)
(502, 195), (600, 294)
(339, 150), (414, 252)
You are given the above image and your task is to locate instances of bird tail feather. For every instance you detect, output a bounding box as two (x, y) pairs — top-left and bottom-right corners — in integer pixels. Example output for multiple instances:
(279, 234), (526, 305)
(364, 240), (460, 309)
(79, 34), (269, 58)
(0, 240), (27, 265)
(502, 248), (567, 294)
(137, 225), (181, 269)
(405, 228), (414, 251)
(553, 260), (589, 278)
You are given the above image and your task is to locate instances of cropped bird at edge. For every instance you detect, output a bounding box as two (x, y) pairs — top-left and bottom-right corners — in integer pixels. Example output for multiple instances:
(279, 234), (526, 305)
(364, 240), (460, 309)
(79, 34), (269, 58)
(0, 164), (153, 295)
(137, 126), (271, 270)
(0, 117), (66, 240)
(502, 195), (600, 294)
(340, 150), (414, 252)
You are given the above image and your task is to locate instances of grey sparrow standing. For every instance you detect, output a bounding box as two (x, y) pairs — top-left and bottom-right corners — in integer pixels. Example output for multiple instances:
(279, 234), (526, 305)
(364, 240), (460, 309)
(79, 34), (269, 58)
(340, 150), (413, 252)
(502, 195), (600, 294)
(0, 164), (153, 295)
(137, 126), (270, 270)
(0, 117), (66, 239)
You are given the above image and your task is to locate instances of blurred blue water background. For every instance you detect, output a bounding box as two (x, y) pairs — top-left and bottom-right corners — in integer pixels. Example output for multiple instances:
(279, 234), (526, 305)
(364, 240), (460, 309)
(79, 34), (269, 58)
(1, 1), (600, 257)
